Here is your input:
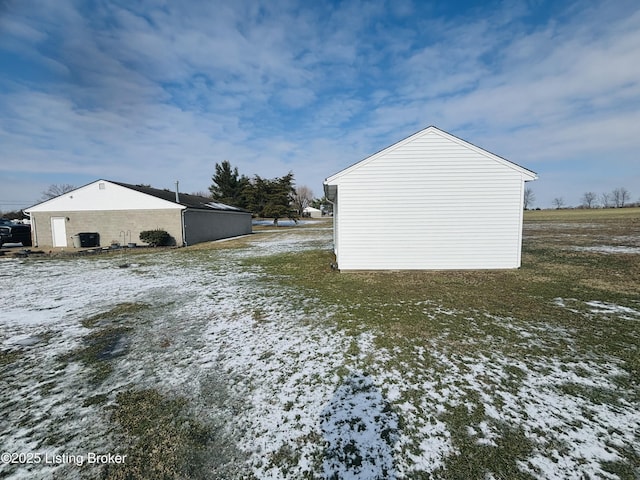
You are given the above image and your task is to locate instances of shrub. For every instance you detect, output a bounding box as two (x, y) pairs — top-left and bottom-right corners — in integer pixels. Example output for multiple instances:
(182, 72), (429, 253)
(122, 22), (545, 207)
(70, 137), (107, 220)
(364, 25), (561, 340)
(139, 229), (171, 247)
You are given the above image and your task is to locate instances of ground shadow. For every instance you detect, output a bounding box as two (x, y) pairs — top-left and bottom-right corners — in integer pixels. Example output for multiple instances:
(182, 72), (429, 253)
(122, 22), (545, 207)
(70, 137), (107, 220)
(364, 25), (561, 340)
(320, 371), (399, 479)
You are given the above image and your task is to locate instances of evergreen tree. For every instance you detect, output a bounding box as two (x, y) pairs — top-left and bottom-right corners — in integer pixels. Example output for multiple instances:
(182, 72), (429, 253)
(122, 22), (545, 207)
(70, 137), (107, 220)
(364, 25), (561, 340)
(244, 175), (269, 216)
(244, 172), (298, 225)
(209, 161), (249, 208)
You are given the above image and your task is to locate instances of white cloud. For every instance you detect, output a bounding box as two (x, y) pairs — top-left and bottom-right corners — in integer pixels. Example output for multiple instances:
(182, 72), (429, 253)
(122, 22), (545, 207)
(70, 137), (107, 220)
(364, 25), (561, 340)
(1, 0), (639, 209)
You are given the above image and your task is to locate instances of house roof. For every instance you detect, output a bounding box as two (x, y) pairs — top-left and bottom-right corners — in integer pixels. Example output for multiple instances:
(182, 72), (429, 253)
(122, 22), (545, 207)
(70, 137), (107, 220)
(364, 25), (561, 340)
(110, 181), (248, 212)
(324, 126), (538, 192)
(25, 180), (248, 213)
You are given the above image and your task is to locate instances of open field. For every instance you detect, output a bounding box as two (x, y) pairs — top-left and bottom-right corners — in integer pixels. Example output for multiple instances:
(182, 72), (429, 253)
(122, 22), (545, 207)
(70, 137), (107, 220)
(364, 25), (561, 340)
(524, 207), (640, 222)
(1, 211), (639, 479)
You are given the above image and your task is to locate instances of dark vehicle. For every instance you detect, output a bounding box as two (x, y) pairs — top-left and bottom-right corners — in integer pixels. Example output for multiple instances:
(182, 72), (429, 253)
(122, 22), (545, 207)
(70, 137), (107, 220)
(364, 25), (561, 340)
(0, 219), (32, 247)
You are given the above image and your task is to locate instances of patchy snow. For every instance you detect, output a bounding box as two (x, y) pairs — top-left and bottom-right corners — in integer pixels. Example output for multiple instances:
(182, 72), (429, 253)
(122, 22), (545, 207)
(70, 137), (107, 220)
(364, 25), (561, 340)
(586, 301), (640, 320)
(232, 229), (332, 258)
(1, 228), (639, 479)
(252, 219), (322, 226)
(320, 372), (398, 479)
(572, 245), (640, 254)
(0, 230), (353, 479)
(524, 223), (602, 230)
(555, 297), (640, 321)
(369, 344), (637, 479)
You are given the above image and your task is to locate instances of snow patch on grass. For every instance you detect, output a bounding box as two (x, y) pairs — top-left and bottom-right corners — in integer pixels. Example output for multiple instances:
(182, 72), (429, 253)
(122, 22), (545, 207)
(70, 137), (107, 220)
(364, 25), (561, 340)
(572, 245), (640, 254)
(586, 301), (640, 319)
(555, 297), (640, 321)
(365, 341), (636, 479)
(321, 372), (399, 479)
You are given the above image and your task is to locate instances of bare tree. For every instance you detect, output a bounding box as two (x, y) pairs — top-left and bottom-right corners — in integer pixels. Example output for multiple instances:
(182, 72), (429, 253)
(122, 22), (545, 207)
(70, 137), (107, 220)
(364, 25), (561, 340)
(581, 191), (597, 209)
(41, 184), (75, 200)
(611, 187), (630, 208)
(190, 191), (212, 198)
(552, 197), (565, 209)
(523, 187), (535, 209)
(292, 185), (314, 216)
(600, 192), (611, 208)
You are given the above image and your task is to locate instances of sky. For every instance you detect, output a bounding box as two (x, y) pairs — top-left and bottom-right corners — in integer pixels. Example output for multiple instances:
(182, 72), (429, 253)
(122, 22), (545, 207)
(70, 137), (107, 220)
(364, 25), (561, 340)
(1, 0), (639, 211)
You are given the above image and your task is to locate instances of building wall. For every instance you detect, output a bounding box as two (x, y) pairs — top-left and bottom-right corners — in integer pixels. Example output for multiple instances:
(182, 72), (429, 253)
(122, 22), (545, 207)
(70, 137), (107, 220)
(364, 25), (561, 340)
(183, 209), (252, 245)
(328, 130), (532, 270)
(30, 209), (184, 248)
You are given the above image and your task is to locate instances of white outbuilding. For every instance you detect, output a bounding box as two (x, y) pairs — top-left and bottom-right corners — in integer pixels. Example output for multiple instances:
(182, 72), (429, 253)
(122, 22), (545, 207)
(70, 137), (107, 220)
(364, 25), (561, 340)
(323, 126), (537, 270)
(303, 206), (323, 218)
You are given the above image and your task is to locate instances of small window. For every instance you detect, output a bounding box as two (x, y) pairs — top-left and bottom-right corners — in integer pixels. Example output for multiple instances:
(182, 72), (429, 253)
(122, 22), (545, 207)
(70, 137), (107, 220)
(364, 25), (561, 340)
(99, 182), (105, 190)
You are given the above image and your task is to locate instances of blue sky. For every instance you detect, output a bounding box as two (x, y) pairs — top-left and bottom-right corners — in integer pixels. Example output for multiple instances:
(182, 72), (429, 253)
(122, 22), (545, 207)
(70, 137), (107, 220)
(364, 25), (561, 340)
(1, 0), (639, 210)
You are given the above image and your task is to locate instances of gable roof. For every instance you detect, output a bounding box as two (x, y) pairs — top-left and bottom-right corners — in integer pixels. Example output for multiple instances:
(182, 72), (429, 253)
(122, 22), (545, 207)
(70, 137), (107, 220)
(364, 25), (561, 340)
(110, 181), (247, 212)
(325, 125), (538, 186)
(25, 180), (247, 213)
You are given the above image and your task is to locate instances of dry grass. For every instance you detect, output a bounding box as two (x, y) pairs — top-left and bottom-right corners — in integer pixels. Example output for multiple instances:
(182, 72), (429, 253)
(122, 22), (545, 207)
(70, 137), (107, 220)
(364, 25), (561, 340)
(524, 206), (640, 222)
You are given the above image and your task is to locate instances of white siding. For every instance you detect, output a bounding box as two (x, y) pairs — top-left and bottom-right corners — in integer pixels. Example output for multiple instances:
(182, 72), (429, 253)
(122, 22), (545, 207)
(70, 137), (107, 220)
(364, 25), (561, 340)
(326, 128), (536, 270)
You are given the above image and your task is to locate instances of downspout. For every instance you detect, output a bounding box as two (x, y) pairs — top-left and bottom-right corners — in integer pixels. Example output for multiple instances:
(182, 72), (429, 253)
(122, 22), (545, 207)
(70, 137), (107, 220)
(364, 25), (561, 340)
(26, 211), (37, 247)
(181, 208), (187, 247)
(517, 179), (525, 268)
(324, 183), (338, 260)
(328, 197), (337, 254)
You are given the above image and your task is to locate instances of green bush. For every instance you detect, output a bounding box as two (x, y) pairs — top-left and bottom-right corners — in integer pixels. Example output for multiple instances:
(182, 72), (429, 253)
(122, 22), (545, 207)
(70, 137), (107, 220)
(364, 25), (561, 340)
(139, 229), (171, 247)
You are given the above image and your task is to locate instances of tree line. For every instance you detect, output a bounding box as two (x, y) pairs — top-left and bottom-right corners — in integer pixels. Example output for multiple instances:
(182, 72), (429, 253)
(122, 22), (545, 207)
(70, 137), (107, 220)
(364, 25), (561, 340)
(208, 160), (327, 224)
(557, 187), (635, 209)
(585, 187), (632, 208)
(524, 187), (637, 210)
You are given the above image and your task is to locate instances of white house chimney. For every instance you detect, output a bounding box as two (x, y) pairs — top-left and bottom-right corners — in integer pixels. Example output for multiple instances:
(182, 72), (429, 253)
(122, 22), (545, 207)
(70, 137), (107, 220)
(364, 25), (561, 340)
(175, 181), (180, 203)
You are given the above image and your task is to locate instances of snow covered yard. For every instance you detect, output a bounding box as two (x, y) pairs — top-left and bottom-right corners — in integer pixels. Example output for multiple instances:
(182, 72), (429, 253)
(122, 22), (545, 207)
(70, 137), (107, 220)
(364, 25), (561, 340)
(1, 218), (639, 479)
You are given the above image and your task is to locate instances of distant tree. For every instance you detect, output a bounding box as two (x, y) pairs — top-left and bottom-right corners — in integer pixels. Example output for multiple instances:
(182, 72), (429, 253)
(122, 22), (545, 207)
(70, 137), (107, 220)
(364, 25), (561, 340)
(600, 192), (611, 208)
(41, 184), (75, 200)
(552, 197), (565, 209)
(0, 210), (25, 221)
(581, 192), (597, 209)
(209, 160), (249, 208)
(611, 187), (630, 208)
(523, 187), (535, 209)
(292, 185), (314, 216)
